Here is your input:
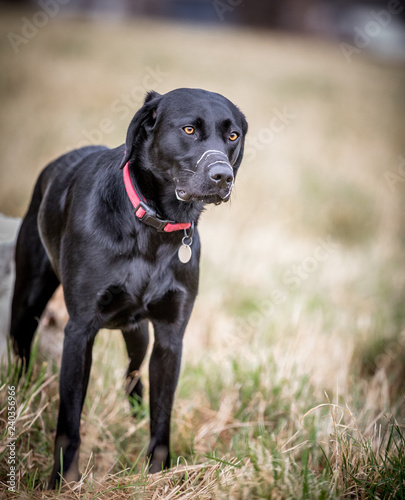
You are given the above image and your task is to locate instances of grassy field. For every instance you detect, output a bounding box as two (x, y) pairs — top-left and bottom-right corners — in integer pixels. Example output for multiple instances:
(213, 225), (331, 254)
(1, 7), (405, 499)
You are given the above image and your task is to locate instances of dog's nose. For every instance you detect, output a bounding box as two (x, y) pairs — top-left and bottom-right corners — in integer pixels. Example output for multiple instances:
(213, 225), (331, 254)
(208, 164), (234, 189)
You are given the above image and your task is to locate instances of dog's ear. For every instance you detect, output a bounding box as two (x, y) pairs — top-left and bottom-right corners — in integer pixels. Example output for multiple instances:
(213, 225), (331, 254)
(120, 91), (162, 168)
(231, 112), (248, 174)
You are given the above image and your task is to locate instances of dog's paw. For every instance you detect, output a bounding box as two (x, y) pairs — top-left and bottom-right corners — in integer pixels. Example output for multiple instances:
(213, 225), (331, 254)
(147, 445), (170, 474)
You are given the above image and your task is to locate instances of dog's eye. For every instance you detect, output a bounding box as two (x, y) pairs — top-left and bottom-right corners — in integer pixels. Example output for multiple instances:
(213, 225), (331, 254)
(183, 126), (195, 135)
(229, 132), (239, 141)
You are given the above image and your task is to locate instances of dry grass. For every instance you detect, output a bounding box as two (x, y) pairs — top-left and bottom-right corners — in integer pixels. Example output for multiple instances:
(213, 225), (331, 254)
(1, 6), (405, 499)
(2, 456), (247, 499)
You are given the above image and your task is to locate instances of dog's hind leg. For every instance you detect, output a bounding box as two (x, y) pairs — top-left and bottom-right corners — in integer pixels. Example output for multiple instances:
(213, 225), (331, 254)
(49, 320), (97, 488)
(10, 207), (59, 367)
(122, 320), (149, 411)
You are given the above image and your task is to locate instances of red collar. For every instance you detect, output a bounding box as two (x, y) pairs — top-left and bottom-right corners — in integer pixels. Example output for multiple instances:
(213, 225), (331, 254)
(123, 162), (192, 233)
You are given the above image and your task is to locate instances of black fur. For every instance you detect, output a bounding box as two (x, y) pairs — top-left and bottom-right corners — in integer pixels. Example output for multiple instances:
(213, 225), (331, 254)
(10, 88), (247, 487)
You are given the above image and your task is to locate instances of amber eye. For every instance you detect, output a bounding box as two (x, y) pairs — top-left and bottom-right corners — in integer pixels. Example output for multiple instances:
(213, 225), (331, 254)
(229, 132), (239, 141)
(183, 126), (195, 135)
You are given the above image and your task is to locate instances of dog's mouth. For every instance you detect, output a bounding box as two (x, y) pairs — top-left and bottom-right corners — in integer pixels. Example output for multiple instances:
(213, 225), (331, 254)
(175, 189), (231, 205)
(175, 150), (234, 205)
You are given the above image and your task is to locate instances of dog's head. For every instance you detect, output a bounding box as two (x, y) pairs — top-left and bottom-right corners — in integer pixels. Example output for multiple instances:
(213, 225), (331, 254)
(121, 88), (248, 205)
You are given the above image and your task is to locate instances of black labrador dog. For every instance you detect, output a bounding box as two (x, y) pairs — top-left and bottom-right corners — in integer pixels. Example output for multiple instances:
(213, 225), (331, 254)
(10, 88), (247, 487)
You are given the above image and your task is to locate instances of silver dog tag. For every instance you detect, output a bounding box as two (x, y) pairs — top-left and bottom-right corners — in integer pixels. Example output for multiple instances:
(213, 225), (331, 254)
(178, 244), (192, 264)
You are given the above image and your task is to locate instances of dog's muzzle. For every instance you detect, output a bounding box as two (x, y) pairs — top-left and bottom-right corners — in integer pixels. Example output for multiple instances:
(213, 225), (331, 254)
(176, 150), (234, 203)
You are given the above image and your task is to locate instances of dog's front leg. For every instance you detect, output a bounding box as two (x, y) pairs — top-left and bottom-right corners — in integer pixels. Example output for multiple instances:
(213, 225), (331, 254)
(48, 321), (96, 489)
(147, 320), (186, 473)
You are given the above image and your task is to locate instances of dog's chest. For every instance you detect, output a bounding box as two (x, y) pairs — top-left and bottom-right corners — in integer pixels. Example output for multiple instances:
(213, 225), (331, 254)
(98, 252), (186, 329)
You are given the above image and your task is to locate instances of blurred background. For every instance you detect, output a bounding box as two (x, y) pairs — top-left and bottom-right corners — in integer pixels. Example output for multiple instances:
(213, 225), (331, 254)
(0, 0), (405, 493)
